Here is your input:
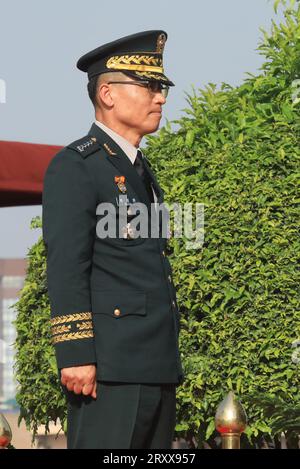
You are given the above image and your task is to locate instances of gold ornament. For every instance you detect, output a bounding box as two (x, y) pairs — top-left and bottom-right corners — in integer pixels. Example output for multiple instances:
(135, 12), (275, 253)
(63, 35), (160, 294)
(215, 391), (247, 449)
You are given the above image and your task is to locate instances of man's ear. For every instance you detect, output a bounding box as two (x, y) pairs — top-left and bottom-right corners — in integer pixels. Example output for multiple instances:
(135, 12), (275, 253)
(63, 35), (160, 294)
(98, 83), (114, 108)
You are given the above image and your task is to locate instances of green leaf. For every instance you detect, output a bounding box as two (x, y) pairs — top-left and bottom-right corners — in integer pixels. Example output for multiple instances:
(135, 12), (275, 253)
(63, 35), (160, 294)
(205, 419), (216, 440)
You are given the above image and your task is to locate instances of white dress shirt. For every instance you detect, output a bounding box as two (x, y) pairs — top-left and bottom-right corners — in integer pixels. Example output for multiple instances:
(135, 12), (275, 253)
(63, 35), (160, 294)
(95, 120), (157, 203)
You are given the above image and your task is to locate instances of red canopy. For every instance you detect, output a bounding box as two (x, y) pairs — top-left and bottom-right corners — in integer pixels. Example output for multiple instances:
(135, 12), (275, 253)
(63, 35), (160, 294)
(0, 140), (62, 207)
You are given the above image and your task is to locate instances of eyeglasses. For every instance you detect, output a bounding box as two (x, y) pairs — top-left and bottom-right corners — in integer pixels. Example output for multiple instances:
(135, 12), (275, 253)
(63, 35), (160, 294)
(107, 80), (169, 98)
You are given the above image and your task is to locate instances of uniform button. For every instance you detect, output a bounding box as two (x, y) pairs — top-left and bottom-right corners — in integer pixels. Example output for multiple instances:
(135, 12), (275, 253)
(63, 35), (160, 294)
(168, 275), (172, 282)
(114, 308), (121, 316)
(162, 250), (166, 257)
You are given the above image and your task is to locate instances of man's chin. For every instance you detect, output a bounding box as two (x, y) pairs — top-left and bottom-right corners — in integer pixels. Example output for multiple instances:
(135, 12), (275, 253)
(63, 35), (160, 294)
(144, 120), (162, 135)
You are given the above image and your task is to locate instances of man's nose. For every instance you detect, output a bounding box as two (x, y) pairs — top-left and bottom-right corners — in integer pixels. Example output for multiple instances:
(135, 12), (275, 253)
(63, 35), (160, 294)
(154, 92), (166, 105)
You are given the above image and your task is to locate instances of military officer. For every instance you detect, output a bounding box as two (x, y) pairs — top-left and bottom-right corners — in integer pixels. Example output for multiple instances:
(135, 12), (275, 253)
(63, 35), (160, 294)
(42, 30), (184, 449)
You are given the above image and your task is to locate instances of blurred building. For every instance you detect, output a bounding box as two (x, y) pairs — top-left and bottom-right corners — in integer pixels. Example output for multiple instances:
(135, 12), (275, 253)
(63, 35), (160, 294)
(0, 258), (27, 408)
(0, 258), (67, 448)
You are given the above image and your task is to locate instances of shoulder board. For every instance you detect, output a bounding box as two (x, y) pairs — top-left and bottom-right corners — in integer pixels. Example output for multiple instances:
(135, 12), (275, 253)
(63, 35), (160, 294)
(67, 136), (102, 159)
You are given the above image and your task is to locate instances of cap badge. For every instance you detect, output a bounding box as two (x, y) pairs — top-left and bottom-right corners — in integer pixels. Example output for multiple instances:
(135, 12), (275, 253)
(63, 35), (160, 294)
(156, 33), (166, 53)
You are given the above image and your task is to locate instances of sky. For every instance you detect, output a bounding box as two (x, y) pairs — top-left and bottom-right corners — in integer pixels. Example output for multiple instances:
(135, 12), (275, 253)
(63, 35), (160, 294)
(0, 0), (285, 258)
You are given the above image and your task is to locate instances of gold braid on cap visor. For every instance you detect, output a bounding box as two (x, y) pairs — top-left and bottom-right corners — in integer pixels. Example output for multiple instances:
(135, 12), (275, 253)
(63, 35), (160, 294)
(106, 54), (164, 74)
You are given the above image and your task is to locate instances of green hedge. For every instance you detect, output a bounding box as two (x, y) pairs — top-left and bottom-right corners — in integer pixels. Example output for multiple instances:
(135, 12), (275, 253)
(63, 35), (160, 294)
(14, 217), (66, 441)
(14, 0), (300, 447)
(143, 0), (300, 447)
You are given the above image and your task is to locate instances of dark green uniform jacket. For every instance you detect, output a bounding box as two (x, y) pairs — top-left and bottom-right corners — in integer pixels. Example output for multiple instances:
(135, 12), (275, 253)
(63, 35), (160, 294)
(42, 123), (184, 385)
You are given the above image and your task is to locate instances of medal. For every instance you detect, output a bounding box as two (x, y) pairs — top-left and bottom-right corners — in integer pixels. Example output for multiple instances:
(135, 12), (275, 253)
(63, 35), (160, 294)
(121, 223), (135, 239)
(115, 175), (127, 193)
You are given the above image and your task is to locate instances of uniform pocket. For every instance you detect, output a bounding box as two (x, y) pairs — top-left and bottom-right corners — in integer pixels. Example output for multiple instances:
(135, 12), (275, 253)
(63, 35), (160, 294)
(91, 291), (148, 379)
(91, 290), (146, 318)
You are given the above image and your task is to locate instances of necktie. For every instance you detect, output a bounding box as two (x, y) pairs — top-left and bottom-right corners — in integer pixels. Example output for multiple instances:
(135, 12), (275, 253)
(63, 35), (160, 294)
(134, 150), (154, 203)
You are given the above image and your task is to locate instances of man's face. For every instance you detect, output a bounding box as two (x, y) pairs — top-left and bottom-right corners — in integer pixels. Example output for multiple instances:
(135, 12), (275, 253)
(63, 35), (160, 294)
(108, 75), (167, 137)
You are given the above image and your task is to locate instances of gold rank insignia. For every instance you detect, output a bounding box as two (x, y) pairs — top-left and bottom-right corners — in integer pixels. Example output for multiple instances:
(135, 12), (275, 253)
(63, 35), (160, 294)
(115, 175), (127, 193)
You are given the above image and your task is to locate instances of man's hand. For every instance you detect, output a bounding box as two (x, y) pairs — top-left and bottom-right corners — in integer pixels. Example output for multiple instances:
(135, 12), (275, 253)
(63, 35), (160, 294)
(60, 364), (97, 398)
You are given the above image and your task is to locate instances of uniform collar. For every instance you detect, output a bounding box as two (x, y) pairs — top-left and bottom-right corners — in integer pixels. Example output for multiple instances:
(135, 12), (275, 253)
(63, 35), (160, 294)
(95, 120), (143, 164)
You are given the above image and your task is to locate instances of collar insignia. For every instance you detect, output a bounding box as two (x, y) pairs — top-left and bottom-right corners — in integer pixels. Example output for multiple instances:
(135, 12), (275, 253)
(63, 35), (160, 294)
(104, 143), (117, 156)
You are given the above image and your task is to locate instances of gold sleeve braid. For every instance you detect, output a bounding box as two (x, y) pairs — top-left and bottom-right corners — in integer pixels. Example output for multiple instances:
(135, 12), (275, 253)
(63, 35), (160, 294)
(50, 312), (94, 344)
(52, 330), (94, 344)
(50, 312), (92, 325)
